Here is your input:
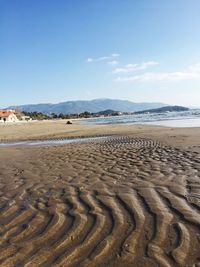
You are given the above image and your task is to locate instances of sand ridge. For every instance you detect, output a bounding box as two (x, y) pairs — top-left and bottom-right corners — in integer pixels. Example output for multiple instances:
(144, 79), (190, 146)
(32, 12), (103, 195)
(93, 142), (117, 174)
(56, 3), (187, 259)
(0, 136), (200, 266)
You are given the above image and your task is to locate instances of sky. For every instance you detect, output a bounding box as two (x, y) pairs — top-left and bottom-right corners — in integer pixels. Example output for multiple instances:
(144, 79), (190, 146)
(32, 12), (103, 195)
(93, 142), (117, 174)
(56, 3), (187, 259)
(1, 0), (200, 108)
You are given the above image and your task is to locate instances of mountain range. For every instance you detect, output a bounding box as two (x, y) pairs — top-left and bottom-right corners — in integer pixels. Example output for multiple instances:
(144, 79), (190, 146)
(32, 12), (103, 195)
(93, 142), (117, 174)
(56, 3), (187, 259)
(8, 99), (168, 115)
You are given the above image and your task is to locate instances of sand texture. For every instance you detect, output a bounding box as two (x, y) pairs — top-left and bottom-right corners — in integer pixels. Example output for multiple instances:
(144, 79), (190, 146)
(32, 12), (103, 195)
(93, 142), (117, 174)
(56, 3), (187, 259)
(1, 120), (200, 153)
(0, 135), (200, 267)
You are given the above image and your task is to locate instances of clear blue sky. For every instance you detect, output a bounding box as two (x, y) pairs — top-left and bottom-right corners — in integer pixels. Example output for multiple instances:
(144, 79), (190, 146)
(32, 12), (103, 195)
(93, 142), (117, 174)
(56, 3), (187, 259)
(1, 0), (200, 107)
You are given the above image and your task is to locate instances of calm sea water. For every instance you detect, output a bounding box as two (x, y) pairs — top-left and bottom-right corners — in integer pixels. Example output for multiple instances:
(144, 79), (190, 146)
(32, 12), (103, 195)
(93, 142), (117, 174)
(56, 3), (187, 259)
(80, 109), (200, 128)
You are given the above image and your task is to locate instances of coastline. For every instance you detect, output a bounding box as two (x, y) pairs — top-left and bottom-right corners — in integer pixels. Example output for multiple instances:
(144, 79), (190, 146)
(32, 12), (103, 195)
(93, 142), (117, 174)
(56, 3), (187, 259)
(0, 119), (200, 152)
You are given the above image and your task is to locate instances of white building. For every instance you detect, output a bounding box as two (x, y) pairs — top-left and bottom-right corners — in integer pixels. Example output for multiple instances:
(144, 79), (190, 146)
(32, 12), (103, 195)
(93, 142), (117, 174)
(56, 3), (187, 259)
(0, 110), (19, 123)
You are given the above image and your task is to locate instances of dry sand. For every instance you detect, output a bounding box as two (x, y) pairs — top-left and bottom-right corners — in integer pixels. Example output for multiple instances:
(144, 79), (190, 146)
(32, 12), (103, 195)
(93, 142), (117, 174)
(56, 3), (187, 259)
(0, 121), (200, 266)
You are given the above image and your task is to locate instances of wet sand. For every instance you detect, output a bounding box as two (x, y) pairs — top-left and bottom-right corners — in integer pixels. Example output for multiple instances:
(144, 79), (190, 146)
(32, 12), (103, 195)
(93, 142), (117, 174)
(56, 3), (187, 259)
(0, 122), (200, 266)
(1, 120), (200, 152)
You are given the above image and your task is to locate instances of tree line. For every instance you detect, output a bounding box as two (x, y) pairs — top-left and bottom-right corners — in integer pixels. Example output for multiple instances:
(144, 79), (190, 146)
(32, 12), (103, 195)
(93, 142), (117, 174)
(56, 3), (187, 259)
(22, 111), (112, 120)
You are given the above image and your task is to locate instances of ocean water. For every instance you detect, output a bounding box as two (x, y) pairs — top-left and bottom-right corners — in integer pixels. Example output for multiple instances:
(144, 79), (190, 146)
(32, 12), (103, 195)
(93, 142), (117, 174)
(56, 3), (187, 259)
(80, 109), (200, 128)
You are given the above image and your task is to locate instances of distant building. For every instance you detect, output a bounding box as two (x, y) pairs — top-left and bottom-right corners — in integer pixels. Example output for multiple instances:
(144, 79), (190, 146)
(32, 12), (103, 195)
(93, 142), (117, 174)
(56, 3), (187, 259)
(21, 115), (32, 121)
(0, 110), (19, 123)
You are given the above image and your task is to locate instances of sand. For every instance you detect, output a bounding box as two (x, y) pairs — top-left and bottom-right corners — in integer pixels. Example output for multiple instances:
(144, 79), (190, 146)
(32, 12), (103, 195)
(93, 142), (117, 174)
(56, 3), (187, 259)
(0, 119), (200, 152)
(0, 121), (200, 266)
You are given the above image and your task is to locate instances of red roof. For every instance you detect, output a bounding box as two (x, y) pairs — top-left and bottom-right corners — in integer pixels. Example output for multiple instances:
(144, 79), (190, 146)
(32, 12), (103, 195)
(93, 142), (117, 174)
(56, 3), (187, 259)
(0, 110), (15, 118)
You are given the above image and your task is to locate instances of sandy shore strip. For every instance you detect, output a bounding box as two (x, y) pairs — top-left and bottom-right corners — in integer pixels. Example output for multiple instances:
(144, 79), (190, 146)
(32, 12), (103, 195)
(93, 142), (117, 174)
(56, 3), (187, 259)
(0, 120), (200, 152)
(0, 122), (200, 266)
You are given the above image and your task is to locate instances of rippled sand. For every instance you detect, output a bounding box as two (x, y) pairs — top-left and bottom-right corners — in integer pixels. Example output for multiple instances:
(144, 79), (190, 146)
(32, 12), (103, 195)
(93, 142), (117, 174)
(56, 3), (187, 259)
(0, 136), (200, 267)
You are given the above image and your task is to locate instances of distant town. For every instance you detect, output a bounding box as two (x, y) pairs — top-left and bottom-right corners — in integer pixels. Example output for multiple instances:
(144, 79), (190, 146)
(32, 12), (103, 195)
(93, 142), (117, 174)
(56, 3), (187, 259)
(0, 106), (189, 123)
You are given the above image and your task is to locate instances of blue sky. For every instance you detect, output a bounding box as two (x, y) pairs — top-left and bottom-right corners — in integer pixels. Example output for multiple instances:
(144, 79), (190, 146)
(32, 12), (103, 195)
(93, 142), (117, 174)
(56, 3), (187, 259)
(1, 0), (200, 107)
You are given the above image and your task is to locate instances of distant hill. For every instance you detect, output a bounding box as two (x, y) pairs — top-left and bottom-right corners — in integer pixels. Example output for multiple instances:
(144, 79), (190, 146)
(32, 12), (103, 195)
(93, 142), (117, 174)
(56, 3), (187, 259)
(135, 105), (189, 114)
(8, 99), (167, 115)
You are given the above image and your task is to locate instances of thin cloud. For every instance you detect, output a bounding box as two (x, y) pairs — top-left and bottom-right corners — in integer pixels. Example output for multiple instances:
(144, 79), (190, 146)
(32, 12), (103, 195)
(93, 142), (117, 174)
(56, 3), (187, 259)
(115, 63), (200, 82)
(86, 58), (93, 63)
(108, 60), (119, 66)
(113, 61), (159, 74)
(97, 56), (110, 61)
(86, 53), (120, 63)
(111, 53), (120, 57)
(189, 63), (200, 72)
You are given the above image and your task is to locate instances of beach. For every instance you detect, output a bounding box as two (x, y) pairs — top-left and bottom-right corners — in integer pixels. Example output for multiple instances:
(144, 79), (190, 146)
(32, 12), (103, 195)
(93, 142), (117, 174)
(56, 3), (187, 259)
(0, 119), (200, 152)
(0, 121), (200, 267)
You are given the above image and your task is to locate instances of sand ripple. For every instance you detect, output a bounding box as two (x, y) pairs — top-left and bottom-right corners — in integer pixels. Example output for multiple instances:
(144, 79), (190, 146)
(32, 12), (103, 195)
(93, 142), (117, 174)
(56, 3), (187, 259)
(0, 137), (200, 267)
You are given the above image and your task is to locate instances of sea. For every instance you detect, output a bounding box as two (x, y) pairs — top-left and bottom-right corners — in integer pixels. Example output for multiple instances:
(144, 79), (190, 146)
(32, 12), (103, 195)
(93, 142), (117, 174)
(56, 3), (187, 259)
(80, 109), (200, 128)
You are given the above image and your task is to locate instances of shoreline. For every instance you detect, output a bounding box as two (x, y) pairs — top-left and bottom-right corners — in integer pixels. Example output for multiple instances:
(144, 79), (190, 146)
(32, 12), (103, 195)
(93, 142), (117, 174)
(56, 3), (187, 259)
(0, 120), (200, 152)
